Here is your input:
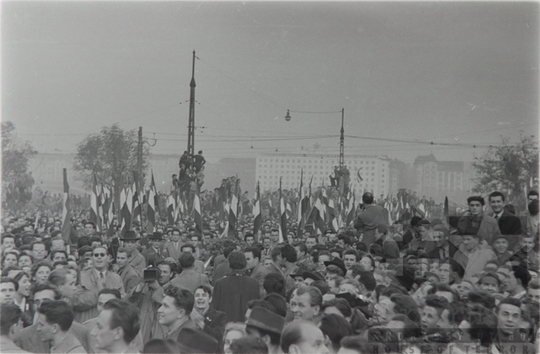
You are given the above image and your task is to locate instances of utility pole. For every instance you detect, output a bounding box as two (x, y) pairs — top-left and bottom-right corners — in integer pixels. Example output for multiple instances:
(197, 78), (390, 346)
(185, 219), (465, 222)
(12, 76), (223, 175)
(339, 108), (345, 169)
(138, 126), (143, 193)
(187, 50), (196, 170)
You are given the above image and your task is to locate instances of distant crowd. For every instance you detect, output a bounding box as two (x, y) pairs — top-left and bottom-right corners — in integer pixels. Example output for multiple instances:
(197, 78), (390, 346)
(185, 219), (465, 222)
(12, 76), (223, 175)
(0, 188), (539, 354)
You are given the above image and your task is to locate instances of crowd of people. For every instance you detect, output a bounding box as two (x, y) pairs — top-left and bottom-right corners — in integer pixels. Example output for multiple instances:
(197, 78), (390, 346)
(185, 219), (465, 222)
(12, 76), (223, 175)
(1, 186), (539, 354)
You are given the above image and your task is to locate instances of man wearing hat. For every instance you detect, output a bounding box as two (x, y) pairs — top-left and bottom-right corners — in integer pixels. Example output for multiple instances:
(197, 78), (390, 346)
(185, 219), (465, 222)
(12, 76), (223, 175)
(142, 232), (169, 267)
(175, 327), (219, 354)
(302, 271), (324, 286)
(121, 231), (146, 275)
(245, 306), (285, 354)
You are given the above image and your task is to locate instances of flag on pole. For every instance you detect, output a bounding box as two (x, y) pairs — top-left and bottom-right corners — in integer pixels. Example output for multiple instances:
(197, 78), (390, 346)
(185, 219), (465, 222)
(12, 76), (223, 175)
(167, 194), (176, 225)
(61, 168), (71, 245)
(278, 178), (286, 243)
(193, 185), (203, 236)
(131, 172), (141, 227)
(120, 186), (133, 235)
(147, 172), (157, 232)
(345, 189), (356, 227)
(228, 180), (239, 237)
(253, 181), (262, 241)
(90, 174), (102, 231)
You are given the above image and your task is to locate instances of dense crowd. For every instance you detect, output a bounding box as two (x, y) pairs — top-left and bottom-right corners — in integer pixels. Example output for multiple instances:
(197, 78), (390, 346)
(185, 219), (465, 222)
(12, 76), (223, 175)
(1, 188), (539, 354)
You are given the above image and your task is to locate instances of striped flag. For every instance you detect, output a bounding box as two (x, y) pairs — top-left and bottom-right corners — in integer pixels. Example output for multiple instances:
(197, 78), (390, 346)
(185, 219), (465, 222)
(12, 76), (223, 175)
(61, 168), (71, 246)
(253, 181), (262, 241)
(278, 178), (286, 243)
(131, 173), (141, 227)
(147, 172), (157, 233)
(90, 174), (102, 231)
(228, 180), (239, 237)
(121, 186), (133, 234)
(193, 185), (203, 236)
(167, 194), (176, 225)
(345, 189), (356, 227)
(328, 198), (339, 232)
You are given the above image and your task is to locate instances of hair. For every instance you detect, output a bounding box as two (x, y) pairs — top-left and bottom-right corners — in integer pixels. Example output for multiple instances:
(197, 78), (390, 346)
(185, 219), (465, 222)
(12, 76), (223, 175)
(528, 199), (539, 216)
(244, 233), (255, 241)
(343, 249), (359, 262)
(362, 192), (374, 205)
(1, 265), (21, 277)
(223, 322), (247, 346)
(0, 276), (18, 292)
(326, 265), (344, 277)
(143, 339), (179, 354)
(30, 261), (53, 279)
(263, 272), (286, 297)
(467, 196), (485, 206)
(488, 191), (506, 202)
(30, 241), (47, 251)
(512, 265), (532, 288)
(528, 279), (540, 290)
(319, 314), (353, 353)
(329, 248), (343, 258)
(179, 252), (195, 268)
(244, 246), (261, 262)
(48, 268), (71, 287)
(228, 251), (247, 270)
(102, 299), (140, 344)
(310, 280), (330, 296)
(263, 293), (288, 318)
(321, 298), (352, 318)
(195, 285), (213, 297)
(465, 305), (498, 347)
(2, 251), (19, 267)
(280, 321), (307, 353)
(230, 336), (268, 354)
(295, 286), (323, 307)
(424, 295), (450, 316)
(360, 254), (376, 271)
(0, 303), (23, 336)
(164, 286), (194, 315)
(247, 299), (275, 313)
(98, 288), (122, 299)
(428, 283), (459, 302)
(116, 247), (129, 256)
(496, 298), (522, 315)
(31, 282), (62, 299)
(467, 290), (496, 310)
(294, 242), (307, 255)
(280, 244), (297, 263)
(180, 243), (195, 253)
(337, 234), (352, 246)
(389, 293), (421, 322)
(356, 269), (377, 291)
(37, 300), (73, 331)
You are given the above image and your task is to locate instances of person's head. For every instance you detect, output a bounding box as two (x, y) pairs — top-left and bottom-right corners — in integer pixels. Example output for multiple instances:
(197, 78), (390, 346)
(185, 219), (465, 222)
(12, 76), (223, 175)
(223, 323), (247, 354)
(116, 248), (130, 269)
(18, 253), (34, 270)
(290, 286), (322, 321)
(492, 235), (509, 255)
(31, 283), (62, 313)
(263, 293), (288, 318)
(263, 272), (286, 297)
(48, 268), (77, 299)
(180, 243), (196, 254)
(520, 234), (536, 253)
(362, 192), (374, 205)
(1, 234), (16, 251)
(342, 250), (358, 270)
(467, 196), (485, 215)
(143, 339), (179, 354)
(0, 303), (24, 339)
(359, 254), (375, 272)
(92, 246), (109, 272)
(50, 237), (65, 252)
(157, 286), (194, 327)
(50, 250), (67, 264)
(36, 300), (74, 341)
(462, 233), (481, 252)
(421, 295), (450, 334)
(97, 288), (122, 313)
(179, 251), (195, 269)
(527, 279), (540, 302)
(2, 251), (18, 268)
(244, 233), (255, 247)
(321, 298), (352, 319)
(496, 298), (522, 336)
(319, 314), (352, 354)
(31, 241), (48, 261)
(229, 336), (268, 354)
(0, 277), (18, 304)
(228, 251), (247, 270)
(453, 305), (498, 348)
(528, 199), (539, 217)
(262, 237), (272, 249)
(84, 221), (96, 234)
(157, 261), (174, 285)
(91, 299), (140, 351)
(194, 285), (213, 312)
(294, 243), (308, 259)
(478, 272), (502, 294)
(281, 244), (298, 264)
(13, 271), (31, 298)
(171, 228), (181, 242)
(306, 236), (318, 250)
(244, 247), (261, 270)
(489, 191), (506, 213)
(527, 190), (539, 203)
(31, 261), (53, 285)
(281, 320), (329, 354)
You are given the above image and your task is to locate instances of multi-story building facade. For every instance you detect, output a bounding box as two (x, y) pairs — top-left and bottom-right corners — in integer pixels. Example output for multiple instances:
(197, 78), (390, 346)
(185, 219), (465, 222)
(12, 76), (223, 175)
(255, 153), (391, 197)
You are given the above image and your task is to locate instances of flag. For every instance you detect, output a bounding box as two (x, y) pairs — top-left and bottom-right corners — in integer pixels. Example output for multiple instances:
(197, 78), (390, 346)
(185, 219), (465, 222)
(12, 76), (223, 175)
(132, 172), (141, 227)
(120, 186), (133, 235)
(193, 185), (203, 236)
(90, 174), (102, 231)
(278, 178), (286, 243)
(309, 196), (326, 234)
(345, 189), (356, 227)
(356, 168), (364, 182)
(253, 181), (262, 241)
(147, 172), (157, 233)
(228, 180), (239, 237)
(167, 194), (176, 225)
(61, 168), (71, 246)
(328, 199), (339, 232)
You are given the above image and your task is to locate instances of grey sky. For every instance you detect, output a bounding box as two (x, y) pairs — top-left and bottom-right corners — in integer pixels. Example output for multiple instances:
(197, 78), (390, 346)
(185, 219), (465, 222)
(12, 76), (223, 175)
(2, 1), (538, 164)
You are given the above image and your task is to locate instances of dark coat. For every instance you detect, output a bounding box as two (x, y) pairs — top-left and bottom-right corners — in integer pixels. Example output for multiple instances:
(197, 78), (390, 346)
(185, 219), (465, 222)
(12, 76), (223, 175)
(201, 306), (227, 342)
(424, 242), (459, 259)
(493, 210), (523, 235)
(141, 246), (169, 267)
(212, 271), (259, 323)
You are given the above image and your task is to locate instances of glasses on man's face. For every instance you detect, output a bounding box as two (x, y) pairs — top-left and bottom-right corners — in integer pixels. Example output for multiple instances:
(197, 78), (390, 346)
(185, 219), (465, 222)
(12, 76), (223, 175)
(93, 253), (106, 258)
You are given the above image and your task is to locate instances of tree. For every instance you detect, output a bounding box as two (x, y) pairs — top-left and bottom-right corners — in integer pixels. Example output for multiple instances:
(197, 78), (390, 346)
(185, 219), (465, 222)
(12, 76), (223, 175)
(472, 133), (538, 210)
(73, 125), (149, 206)
(1, 121), (38, 212)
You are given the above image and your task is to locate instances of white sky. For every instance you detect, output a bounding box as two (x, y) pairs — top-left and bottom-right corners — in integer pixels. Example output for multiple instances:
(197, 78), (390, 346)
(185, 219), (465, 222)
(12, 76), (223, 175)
(2, 1), (538, 164)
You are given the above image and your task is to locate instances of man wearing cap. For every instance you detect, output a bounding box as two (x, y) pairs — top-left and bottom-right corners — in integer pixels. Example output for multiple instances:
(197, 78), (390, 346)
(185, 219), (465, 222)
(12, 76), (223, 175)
(457, 196), (501, 246)
(245, 306), (285, 354)
(354, 192), (388, 248)
(142, 232), (169, 267)
(121, 231), (146, 275)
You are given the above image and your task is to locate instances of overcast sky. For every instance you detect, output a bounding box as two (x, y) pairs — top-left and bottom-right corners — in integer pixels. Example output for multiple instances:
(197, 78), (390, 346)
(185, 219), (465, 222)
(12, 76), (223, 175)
(2, 1), (538, 164)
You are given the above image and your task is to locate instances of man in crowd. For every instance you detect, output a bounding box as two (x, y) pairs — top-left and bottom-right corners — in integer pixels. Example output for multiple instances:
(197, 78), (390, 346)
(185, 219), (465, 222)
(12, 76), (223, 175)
(156, 285), (196, 341)
(121, 231), (146, 275)
(245, 246), (271, 290)
(457, 196), (501, 245)
(354, 192), (388, 248)
(115, 247), (141, 294)
(1, 303), (30, 353)
(36, 300), (86, 353)
(280, 320), (329, 354)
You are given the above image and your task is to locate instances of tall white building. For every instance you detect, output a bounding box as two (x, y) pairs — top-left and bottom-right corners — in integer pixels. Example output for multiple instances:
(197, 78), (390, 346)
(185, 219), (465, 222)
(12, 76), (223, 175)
(255, 153), (390, 198)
